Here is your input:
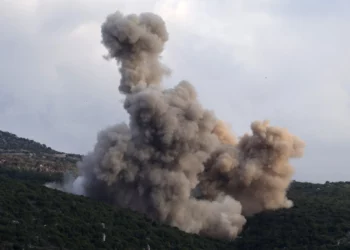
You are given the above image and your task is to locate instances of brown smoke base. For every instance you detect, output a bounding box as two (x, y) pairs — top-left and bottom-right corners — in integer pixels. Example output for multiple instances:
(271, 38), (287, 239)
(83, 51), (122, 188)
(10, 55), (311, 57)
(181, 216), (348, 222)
(199, 120), (304, 216)
(56, 10), (305, 240)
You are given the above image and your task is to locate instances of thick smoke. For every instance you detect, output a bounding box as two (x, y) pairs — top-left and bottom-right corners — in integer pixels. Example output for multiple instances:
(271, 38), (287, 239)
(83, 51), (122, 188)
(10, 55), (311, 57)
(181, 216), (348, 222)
(101, 11), (171, 94)
(48, 10), (305, 240)
(199, 120), (304, 216)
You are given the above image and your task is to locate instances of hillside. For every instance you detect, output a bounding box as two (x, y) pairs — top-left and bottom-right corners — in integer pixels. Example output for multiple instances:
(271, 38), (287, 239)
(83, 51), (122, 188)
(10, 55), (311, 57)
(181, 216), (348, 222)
(0, 130), (81, 174)
(1, 167), (350, 250)
(0, 172), (229, 250)
(1, 130), (350, 249)
(0, 130), (58, 154)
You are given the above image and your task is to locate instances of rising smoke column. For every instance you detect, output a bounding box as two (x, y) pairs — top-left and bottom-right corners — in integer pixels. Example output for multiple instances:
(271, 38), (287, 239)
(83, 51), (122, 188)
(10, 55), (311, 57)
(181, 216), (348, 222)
(101, 11), (171, 94)
(77, 10), (246, 240)
(54, 10), (305, 240)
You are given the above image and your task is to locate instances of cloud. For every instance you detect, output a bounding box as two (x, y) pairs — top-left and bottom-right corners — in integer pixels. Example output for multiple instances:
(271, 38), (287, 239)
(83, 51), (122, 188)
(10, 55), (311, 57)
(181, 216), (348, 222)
(0, 0), (349, 182)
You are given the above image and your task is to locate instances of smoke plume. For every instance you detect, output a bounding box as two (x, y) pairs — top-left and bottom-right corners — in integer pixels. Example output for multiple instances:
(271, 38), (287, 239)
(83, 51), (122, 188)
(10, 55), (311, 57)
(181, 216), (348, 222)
(48, 10), (305, 240)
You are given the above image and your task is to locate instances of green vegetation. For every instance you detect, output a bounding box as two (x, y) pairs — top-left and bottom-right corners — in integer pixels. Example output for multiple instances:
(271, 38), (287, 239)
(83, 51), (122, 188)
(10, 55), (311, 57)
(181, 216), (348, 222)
(0, 129), (81, 159)
(1, 169), (350, 249)
(0, 173), (230, 250)
(0, 129), (81, 174)
(0, 130), (58, 154)
(0, 165), (63, 185)
(1, 129), (350, 249)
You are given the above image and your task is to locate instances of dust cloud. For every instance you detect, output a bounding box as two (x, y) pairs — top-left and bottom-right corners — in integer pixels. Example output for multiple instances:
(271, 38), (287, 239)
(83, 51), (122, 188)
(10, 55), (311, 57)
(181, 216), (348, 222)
(47, 10), (305, 240)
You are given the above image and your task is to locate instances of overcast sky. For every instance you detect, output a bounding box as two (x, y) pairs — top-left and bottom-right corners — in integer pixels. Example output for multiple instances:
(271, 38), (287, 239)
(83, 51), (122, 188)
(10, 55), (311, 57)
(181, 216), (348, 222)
(1, 0), (349, 183)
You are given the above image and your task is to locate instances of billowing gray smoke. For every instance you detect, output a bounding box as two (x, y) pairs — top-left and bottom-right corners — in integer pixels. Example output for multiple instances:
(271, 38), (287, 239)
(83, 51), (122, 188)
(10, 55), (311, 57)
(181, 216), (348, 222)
(101, 11), (171, 94)
(48, 10), (305, 240)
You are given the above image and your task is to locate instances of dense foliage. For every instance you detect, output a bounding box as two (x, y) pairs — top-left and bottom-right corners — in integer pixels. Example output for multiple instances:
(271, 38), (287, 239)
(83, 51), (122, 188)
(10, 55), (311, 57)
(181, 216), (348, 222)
(0, 173), (231, 250)
(0, 130), (58, 154)
(0, 166), (63, 185)
(0, 130), (81, 174)
(0, 169), (350, 249)
(0, 129), (81, 159)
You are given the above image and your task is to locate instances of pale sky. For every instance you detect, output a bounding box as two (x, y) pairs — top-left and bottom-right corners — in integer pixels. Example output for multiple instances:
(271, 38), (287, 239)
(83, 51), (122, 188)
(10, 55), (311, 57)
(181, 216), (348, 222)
(0, 0), (349, 183)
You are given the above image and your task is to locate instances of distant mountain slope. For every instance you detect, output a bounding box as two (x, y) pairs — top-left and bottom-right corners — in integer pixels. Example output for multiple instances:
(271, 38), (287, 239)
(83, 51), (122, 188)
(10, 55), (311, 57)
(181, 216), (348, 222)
(0, 130), (81, 158)
(0, 130), (58, 154)
(0, 130), (81, 174)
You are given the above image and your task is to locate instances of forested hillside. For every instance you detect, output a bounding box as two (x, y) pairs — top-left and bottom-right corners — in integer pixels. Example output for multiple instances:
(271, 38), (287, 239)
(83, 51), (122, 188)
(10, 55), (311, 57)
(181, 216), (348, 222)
(0, 130), (81, 174)
(0, 130), (58, 154)
(0, 130), (350, 249)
